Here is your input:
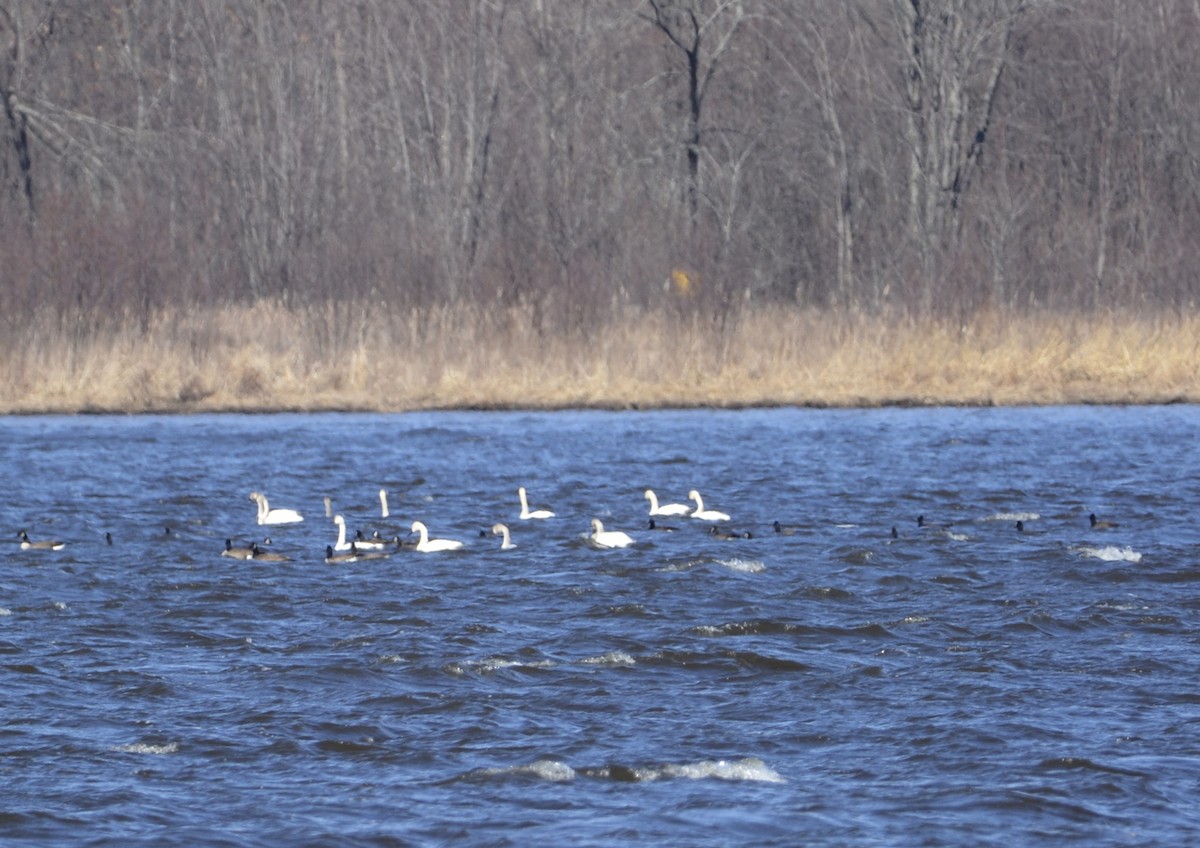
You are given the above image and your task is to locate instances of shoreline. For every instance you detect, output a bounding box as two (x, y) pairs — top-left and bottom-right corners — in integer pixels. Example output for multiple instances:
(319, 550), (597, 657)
(4, 394), (1196, 417)
(3, 302), (1197, 415)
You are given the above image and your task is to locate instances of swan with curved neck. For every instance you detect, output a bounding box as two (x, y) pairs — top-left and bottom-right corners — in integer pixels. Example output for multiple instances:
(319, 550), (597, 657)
(589, 518), (634, 549)
(644, 489), (691, 516)
(687, 490), (730, 522)
(411, 521), (464, 552)
(379, 489), (390, 518)
(518, 487), (555, 519)
(250, 492), (303, 526)
(492, 523), (516, 550)
(331, 514), (388, 552)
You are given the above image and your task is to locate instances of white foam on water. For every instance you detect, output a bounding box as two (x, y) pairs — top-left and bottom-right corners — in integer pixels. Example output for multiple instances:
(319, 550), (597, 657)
(1076, 545), (1143, 563)
(114, 742), (179, 755)
(988, 512), (1040, 521)
(478, 760), (577, 782)
(638, 757), (785, 783)
(716, 558), (766, 574)
(580, 651), (636, 667)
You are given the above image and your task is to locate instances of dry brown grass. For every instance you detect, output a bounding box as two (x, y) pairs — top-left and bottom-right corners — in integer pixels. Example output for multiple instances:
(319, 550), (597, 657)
(1, 301), (1197, 413)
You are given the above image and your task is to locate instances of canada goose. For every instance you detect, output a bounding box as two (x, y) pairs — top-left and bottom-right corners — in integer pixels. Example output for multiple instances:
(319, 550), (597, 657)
(644, 489), (691, 517)
(325, 543), (358, 564)
(773, 521), (798, 536)
(648, 518), (677, 532)
(518, 487), (555, 520)
(589, 518), (634, 549)
(709, 526), (752, 540)
(105, 532), (113, 546)
(687, 490), (730, 522)
(18, 530), (64, 551)
(1089, 513), (1118, 530)
(354, 529), (391, 551)
(250, 542), (291, 562)
(411, 520), (464, 552)
(492, 523), (516, 550)
(1016, 520), (1025, 532)
(221, 538), (255, 559)
(249, 492), (303, 526)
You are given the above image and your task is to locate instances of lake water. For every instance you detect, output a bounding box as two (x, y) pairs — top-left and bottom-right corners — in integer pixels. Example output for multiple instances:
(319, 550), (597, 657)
(3, 407), (1199, 846)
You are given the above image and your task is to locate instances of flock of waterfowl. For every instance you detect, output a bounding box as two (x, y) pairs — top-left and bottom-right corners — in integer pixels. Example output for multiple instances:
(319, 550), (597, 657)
(14, 485), (1124, 562)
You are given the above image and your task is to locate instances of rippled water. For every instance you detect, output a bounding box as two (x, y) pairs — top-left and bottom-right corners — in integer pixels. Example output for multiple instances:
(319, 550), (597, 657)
(3, 407), (1200, 846)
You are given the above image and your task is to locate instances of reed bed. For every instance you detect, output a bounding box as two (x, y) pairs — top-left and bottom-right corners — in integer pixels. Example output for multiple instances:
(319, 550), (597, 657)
(1, 301), (1197, 413)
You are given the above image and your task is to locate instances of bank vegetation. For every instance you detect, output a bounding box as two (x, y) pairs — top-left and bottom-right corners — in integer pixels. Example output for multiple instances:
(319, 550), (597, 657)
(1, 2), (1198, 411)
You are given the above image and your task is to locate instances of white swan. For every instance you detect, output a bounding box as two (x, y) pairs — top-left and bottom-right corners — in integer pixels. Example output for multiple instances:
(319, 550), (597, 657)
(492, 523), (516, 550)
(331, 514), (389, 552)
(250, 491), (303, 525)
(380, 488), (393, 518)
(518, 486), (555, 519)
(644, 489), (691, 516)
(589, 518), (634, 549)
(411, 520), (464, 552)
(19, 530), (65, 550)
(687, 489), (730, 522)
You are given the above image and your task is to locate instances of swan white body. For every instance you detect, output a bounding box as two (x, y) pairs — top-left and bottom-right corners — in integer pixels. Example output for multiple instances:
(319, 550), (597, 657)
(644, 489), (691, 517)
(687, 489), (730, 522)
(590, 518), (634, 549)
(492, 523), (516, 550)
(250, 492), (303, 526)
(411, 521), (464, 552)
(332, 515), (387, 552)
(518, 487), (555, 519)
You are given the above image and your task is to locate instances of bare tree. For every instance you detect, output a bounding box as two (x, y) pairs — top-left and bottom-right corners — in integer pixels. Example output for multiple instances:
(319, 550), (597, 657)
(642, 0), (748, 231)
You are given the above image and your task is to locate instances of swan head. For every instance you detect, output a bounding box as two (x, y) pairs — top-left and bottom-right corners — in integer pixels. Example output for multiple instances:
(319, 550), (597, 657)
(334, 514), (345, 526)
(411, 521), (427, 534)
(687, 489), (701, 500)
(590, 518), (604, 533)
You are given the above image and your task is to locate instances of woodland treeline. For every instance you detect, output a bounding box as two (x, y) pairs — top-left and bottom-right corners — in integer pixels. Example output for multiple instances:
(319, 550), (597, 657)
(2, 0), (1199, 329)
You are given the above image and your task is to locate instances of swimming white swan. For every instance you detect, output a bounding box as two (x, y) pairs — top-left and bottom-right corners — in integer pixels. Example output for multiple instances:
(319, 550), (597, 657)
(380, 489), (390, 518)
(589, 518), (634, 549)
(518, 487), (555, 519)
(687, 490), (730, 522)
(644, 489), (692, 516)
(492, 523), (516, 550)
(330, 515), (389, 552)
(19, 530), (65, 550)
(250, 492), (303, 526)
(411, 520), (464, 552)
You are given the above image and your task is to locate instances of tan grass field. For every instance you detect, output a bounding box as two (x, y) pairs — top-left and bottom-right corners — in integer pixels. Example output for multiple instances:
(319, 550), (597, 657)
(2, 301), (1197, 413)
